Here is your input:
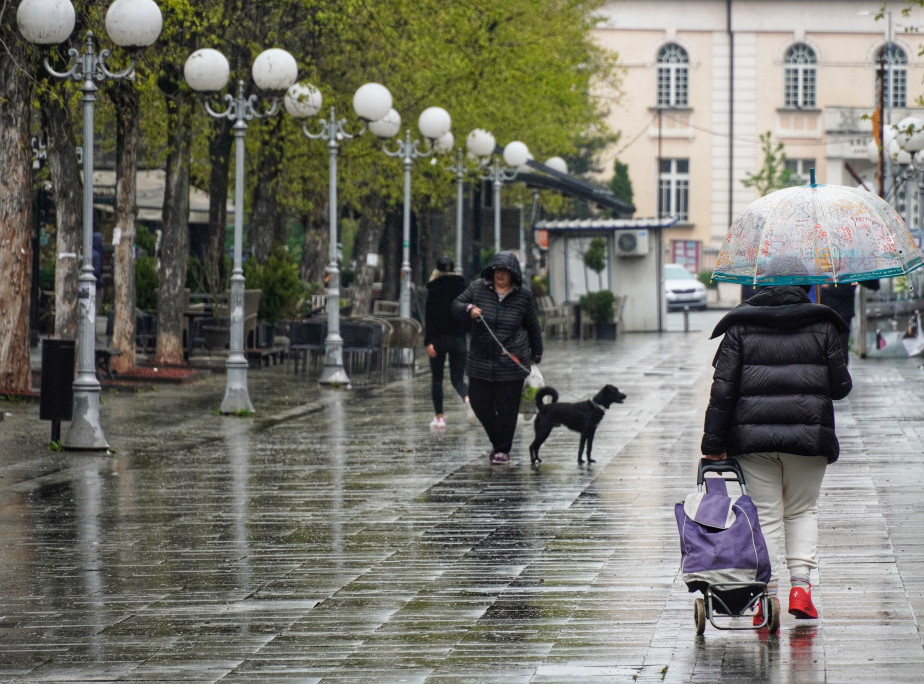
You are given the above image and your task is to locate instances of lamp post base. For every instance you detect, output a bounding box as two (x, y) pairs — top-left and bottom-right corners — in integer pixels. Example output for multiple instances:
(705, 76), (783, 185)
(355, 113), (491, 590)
(63, 384), (109, 450)
(220, 357), (254, 414)
(319, 364), (351, 387)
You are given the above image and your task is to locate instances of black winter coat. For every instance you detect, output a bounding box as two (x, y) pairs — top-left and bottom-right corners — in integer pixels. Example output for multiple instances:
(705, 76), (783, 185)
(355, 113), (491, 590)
(451, 252), (542, 382)
(424, 271), (468, 346)
(701, 286), (852, 463)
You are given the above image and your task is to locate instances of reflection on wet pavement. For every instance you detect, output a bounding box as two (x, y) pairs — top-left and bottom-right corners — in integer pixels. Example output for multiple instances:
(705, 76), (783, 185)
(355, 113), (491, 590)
(1, 311), (923, 681)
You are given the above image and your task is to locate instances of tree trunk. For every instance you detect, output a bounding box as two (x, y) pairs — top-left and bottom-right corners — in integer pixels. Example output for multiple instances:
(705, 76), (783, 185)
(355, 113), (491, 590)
(299, 205), (328, 285)
(249, 121), (284, 263)
(108, 80), (140, 374)
(0, 45), (34, 393)
(155, 96), (194, 366)
(204, 123), (231, 295)
(349, 197), (387, 316)
(40, 91), (81, 342)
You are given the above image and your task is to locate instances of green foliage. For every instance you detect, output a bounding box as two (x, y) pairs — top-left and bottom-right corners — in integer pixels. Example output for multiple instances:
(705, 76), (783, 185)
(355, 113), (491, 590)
(135, 256), (158, 311)
(583, 237), (607, 274)
(242, 246), (306, 323)
(579, 289), (615, 324)
(742, 131), (795, 196)
(610, 159), (634, 205)
(698, 270), (716, 289)
(531, 275), (549, 297)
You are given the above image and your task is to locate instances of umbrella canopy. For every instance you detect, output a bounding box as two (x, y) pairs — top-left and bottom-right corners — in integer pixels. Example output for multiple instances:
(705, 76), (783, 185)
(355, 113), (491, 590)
(713, 181), (924, 285)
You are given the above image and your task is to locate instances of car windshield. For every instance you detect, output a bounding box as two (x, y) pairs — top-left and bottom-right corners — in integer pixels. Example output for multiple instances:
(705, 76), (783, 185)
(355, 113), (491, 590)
(665, 265), (695, 280)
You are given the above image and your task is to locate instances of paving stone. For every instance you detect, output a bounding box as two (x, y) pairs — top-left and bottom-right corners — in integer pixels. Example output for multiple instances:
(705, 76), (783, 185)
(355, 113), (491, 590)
(1, 311), (923, 681)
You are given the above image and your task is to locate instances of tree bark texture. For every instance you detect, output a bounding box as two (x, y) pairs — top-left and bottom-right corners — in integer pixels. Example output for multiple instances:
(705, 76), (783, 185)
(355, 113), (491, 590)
(0, 48), (35, 392)
(40, 91), (81, 342)
(249, 120), (284, 264)
(205, 124), (231, 295)
(108, 80), (140, 374)
(155, 96), (193, 365)
(349, 197), (387, 316)
(299, 205), (328, 286)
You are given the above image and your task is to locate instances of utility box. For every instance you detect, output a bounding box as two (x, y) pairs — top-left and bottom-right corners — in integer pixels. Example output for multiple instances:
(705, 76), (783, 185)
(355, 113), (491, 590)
(40, 339), (75, 441)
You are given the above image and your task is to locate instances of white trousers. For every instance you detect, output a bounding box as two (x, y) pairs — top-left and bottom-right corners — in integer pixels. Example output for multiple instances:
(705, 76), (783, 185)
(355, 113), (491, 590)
(736, 452), (827, 589)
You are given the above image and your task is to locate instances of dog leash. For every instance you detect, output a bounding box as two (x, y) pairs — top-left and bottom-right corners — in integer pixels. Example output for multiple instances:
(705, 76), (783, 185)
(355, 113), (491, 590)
(475, 312), (532, 373)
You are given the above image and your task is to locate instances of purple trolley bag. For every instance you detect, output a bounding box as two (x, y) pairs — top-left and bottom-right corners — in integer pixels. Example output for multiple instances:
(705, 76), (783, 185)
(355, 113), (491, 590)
(675, 458), (774, 631)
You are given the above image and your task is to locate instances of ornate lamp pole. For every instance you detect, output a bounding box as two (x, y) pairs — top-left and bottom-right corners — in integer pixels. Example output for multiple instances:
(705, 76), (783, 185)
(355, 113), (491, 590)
(284, 81), (393, 386)
(466, 131), (531, 254)
(372, 107), (453, 318)
(448, 147), (468, 271)
(184, 47), (298, 413)
(18, 0), (163, 450)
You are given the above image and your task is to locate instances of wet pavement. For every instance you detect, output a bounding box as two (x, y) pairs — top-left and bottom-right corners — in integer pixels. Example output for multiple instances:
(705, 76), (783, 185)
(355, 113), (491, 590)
(1, 309), (923, 682)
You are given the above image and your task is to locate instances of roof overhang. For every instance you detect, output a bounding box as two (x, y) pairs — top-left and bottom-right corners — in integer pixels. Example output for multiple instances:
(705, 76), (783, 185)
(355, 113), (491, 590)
(533, 216), (680, 232)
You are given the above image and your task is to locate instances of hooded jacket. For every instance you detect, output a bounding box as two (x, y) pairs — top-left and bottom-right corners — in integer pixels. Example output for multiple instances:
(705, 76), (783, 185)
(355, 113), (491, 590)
(451, 251), (543, 382)
(424, 269), (468, 345)
(701, 285), (852, 463)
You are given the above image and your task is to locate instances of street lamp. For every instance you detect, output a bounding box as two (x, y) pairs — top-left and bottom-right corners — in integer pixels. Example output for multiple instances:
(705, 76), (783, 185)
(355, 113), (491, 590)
(283, 81), (393, 386)
(372, 106), (452, 318)
(18, 0), (163, 450)
(466, 131), (531, 253)
(448, 146), (467, 271)
(184, 46), (298, 413)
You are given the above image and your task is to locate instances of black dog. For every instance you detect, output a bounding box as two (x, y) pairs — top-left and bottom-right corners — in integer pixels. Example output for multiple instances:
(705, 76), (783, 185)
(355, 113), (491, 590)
(529, 385), (627, 465)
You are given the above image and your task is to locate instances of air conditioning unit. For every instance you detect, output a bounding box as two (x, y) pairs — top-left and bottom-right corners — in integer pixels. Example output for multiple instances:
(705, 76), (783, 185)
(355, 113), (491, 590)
(615, 229), (649, 257)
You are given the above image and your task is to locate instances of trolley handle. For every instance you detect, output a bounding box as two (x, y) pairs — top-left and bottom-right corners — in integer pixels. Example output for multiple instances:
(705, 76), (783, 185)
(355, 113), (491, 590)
(697, 457), (747, 488)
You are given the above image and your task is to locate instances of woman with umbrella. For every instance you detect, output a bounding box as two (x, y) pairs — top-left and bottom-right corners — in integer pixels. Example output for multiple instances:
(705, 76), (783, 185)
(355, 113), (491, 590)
(701, 258), (853, 623)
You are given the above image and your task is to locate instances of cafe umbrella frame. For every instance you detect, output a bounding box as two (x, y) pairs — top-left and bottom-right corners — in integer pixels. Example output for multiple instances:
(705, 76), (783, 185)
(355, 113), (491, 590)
(712, 175), (924, 286)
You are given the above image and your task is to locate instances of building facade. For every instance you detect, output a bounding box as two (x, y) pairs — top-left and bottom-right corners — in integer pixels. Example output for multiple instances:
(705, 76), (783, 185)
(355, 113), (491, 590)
(591, 0), (924, 275)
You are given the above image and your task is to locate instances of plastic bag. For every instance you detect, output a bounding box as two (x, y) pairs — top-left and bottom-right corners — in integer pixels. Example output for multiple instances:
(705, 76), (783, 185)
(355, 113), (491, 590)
(520, 365), (545, 419)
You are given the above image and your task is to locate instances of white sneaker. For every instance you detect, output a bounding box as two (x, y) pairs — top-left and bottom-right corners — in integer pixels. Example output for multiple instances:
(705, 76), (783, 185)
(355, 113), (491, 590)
(430, 416), (446, 429)
(464, 397), (477, 424)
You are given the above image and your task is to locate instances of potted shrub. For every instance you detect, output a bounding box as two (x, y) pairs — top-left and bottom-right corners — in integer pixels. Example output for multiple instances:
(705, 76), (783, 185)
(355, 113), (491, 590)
(579, 289), (617, 339)
(243, 247), (306, 347)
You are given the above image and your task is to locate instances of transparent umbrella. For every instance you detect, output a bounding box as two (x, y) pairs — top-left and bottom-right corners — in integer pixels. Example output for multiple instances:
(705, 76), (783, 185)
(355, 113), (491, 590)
(713, 173), (924, 285)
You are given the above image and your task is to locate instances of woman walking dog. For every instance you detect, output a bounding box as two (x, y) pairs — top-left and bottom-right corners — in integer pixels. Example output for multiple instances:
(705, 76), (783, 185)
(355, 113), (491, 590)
(452, 252), (542, 465)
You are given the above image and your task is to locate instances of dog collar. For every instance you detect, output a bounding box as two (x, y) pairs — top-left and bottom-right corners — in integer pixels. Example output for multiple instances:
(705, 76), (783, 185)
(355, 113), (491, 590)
(590, 400), (606, 412)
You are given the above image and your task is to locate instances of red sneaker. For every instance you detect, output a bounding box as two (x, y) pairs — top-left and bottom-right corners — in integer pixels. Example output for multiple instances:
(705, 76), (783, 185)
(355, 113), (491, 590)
(753, 603), (765, 627)
(788, 585), (818, 619)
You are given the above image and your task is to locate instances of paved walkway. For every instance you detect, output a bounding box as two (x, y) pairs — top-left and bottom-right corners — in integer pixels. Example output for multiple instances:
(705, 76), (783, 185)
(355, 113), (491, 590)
(1, 311), (923, 682)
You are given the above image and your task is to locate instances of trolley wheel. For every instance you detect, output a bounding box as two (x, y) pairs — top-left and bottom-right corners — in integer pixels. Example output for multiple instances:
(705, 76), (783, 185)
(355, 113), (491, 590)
(767, 596), (781, 633)
(694, 598), (706, 634)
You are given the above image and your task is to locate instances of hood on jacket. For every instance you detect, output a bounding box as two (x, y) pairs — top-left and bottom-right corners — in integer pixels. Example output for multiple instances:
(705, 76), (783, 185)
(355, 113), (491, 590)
(710, 285), (849, 339)
(480, 251), (523, 288)
(427, 270), (465, 288)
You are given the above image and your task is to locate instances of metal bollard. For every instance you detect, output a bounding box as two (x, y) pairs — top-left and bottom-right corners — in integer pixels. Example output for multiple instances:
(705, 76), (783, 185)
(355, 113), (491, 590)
(683, 306), (691, 332)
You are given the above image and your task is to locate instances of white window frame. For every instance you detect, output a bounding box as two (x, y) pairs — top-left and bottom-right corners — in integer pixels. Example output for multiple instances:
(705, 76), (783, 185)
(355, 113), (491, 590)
(657, 43), (689, 107)
(659, 158), (690, 222)
(784, 44), (817, 108)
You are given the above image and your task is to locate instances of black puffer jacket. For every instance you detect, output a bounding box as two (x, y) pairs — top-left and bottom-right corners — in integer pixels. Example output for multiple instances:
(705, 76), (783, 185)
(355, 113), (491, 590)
(424, 271), (468, 346)
(451, 252), (543, 382)
(701, 286), (852, 463)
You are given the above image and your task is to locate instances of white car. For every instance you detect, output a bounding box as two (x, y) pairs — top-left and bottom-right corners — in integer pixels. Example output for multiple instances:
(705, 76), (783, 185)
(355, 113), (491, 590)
(665, 263), (708, 311)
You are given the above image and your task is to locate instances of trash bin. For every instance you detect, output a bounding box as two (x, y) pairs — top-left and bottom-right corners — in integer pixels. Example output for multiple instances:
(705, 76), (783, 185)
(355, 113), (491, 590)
(40, 339), (74, 441)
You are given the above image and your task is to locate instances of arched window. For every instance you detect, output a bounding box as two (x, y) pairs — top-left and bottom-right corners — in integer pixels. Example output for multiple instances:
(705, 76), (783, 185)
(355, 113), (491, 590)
(657, 43), (689, 107)
(878, 44), (907, 109)
(784, 44), (816, 108)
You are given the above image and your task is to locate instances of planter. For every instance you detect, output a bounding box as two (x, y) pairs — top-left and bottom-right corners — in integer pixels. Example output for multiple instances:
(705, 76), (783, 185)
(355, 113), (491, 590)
(256, 322), (275, 348)
(594, 322), (618, 340)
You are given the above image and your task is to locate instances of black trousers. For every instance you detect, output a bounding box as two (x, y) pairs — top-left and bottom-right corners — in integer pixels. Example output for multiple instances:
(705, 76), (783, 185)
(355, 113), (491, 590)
(429, 334), (468, 414)
(468, 376), (525, 454)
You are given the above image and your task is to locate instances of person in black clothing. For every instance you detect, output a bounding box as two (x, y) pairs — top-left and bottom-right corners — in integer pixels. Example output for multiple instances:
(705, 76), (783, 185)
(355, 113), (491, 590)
(702, 283), (852, 622)
(820, 282), (856, 365)
(452, 252), (543, 465)
(424, 256), (469, 429)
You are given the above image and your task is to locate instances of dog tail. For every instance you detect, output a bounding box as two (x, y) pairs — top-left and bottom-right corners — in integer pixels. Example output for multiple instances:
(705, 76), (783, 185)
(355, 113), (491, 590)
(535, 386), (558, 409)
